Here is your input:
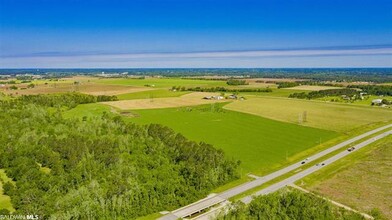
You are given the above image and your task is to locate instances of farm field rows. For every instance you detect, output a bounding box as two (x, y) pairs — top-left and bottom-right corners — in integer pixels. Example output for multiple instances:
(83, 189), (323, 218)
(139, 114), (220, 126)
(58, 77), (391, 177)
(126, 103), (337, 174)
(104, 92), (229, 110)
(224, 96), (392, 132)
(242, 88), (308, 97)
(91, 77), (228, 88)
(298, 135), (392, 219)
(117, 89), (190, 100)
(92, 77), (282, 90)
(2, 82), (153, 96)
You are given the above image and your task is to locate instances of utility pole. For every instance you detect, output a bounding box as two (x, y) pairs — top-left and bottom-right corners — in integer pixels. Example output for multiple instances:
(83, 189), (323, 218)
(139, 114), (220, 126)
(298, 113), (303, 124)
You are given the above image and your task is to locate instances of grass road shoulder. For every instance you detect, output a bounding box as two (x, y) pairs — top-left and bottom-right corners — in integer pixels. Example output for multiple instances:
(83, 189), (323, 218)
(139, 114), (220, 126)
(297, 135), (392, 219)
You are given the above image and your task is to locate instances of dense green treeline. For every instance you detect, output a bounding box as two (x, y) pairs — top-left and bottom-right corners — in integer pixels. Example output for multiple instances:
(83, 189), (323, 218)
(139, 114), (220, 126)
(289, 89), (359, 100)
(226, 79), (248, 86)
(0, 95), (239, 219)
(187, 86), (272, 93)
(17, 93), (118, 108)
(216, 189), (367, 220)
(276, 82), (300, 88)
(276, 81), (344, 88)
(347, 85), (392, 96)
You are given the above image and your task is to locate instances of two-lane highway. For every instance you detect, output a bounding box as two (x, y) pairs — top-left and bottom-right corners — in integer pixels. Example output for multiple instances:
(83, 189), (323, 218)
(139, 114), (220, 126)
(241, 129), (392, 203)
(158, 124), (392, 220)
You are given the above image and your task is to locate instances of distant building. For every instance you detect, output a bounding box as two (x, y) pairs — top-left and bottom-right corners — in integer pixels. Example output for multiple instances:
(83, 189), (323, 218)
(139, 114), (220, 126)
(228, 94), (238, 99)
(341, 95), (350, 100)
(203, 95), (224, 100)
(359, 92), (367, 100)
(372, 99), (383, 105)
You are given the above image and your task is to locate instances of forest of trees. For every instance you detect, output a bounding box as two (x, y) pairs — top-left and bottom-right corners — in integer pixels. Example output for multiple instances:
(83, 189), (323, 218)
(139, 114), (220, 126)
(347, 85), (392, 96)
(0, 94), (240, 219)
(275, 81), (345, 89)
(0, 80), (17, 84)
(216, 189), (372, 220)
(226, 79), (249, 86)
(276, 82), (300, 88)
(289, 89), (359, 100)
(18, 93), (118, 109)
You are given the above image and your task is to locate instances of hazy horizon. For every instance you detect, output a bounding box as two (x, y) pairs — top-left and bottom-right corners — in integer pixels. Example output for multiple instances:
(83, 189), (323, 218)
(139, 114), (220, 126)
(1, 0), (391, 68)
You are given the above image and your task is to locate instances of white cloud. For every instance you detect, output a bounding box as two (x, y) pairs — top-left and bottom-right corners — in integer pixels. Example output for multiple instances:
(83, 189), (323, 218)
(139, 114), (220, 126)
(1, 46), (391, 68)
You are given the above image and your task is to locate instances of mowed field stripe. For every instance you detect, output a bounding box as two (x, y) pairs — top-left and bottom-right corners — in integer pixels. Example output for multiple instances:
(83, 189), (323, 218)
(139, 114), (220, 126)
(224, 96), (392, 132)
(128, 103), (337, 174)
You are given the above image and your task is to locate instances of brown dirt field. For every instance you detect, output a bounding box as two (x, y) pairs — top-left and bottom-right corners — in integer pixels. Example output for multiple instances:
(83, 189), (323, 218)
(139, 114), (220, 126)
(103, 92), (231, 110)
(1, 82), (153, 96)
(327, 81), (373, 86)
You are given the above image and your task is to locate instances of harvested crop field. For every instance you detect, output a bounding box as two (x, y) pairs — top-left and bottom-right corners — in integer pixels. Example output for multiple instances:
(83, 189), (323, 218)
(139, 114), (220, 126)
(2, 82), (152, 96)
(92, 77), (227, 88)
(224, 97), (392, 132)
(117, 89), (190, 100)
(103, 92), (230, 110)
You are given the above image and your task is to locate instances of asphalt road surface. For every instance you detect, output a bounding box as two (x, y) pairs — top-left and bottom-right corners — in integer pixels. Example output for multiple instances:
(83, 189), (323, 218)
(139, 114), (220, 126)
(241, 129), (392, 203)
(158, 124), (392, 220)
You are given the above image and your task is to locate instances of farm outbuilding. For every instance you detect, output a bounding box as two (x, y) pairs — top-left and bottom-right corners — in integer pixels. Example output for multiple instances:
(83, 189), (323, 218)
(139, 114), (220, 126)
(204, 95), (224, 100)
(228, 94), (238, 99)
(372, 99), (383, 105)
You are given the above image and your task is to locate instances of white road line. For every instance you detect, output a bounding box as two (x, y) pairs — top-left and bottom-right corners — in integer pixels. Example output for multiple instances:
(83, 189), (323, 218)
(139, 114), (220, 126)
(158, 124), (392, 220)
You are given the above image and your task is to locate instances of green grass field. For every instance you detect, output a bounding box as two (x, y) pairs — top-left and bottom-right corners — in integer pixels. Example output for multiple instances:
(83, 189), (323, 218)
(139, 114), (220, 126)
(298, 136), (392, 219)
(315, 95), (392, 106)
(117, 89), (190, 100)
(126, 103), (337, 174)
(242, 88), (309, 97)
(62, 103), (112, 119)
(353, 95), (392, 106)
(135, 212), (162, 220)
(225, 97), (392, 132)
(0, 169), (14, 212)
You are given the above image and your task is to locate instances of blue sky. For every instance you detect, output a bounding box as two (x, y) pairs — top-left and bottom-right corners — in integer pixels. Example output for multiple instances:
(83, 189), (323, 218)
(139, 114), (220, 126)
(0, 0), (391, 68)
